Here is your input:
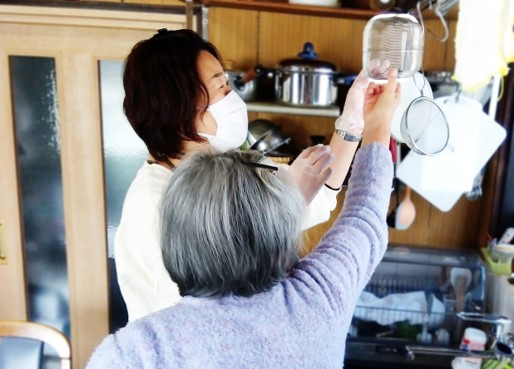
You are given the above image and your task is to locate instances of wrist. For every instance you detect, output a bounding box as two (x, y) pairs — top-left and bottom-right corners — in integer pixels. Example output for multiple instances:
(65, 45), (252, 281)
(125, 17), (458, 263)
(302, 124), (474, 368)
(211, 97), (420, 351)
(335, 112), (363, 136)
(335, 129), (362, 142)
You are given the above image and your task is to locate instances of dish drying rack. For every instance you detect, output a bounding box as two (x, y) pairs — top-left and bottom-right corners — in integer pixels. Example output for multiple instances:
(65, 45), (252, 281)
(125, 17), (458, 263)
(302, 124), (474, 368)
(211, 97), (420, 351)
(346, 246), (488, 367)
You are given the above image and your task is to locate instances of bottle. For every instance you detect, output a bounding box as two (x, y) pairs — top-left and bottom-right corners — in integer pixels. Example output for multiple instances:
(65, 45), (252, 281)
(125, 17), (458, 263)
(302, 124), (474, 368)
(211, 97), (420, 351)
(369, 0), (396, 11)
(451, 328), (487, 369)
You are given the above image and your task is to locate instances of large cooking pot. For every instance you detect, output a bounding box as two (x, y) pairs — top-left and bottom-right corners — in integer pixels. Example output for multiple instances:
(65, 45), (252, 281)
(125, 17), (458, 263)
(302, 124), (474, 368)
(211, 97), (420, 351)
(256, 42), (355, 107)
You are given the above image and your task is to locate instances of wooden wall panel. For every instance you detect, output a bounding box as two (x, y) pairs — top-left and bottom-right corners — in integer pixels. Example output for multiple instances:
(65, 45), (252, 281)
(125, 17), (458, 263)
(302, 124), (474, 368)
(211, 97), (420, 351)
(85, 0), (184, 4)
(422, 19), (456, 71)
(209, 8), (259, 70)
(123, 0), (183, 4)
(258, 12), (367, 73)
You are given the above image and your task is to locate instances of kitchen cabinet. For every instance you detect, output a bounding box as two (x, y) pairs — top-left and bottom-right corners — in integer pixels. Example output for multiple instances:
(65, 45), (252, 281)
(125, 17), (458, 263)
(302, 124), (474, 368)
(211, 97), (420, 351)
(193, 1), (500, 253)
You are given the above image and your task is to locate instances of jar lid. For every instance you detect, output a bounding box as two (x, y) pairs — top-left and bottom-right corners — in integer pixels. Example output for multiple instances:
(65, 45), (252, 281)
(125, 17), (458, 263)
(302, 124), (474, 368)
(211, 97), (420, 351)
(279, 42), (336, 72)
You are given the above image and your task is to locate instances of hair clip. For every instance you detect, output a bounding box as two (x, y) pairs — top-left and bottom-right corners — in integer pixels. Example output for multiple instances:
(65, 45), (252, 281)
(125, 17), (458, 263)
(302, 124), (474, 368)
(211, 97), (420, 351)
(239, 160), (278, 172)
(152, 28), (173, 40)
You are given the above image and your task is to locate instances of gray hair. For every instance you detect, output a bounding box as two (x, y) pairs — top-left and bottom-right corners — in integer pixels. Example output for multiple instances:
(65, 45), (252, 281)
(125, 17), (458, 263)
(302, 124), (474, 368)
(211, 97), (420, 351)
(160, 149), (304, 298)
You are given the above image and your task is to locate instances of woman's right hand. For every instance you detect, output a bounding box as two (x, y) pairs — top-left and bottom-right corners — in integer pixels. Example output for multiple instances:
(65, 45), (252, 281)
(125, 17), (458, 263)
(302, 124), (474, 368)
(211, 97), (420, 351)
(361, 68), (401, 147)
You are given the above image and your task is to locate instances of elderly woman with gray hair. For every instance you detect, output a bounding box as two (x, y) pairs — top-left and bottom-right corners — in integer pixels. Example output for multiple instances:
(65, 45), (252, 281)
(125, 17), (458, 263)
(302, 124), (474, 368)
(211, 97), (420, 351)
(87, 69), (400, 369)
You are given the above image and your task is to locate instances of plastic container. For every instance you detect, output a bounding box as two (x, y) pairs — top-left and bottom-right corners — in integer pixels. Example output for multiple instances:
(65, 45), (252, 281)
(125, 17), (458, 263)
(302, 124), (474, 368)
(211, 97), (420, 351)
(363, 14), (424, 79)
(481, 248), (512, 276)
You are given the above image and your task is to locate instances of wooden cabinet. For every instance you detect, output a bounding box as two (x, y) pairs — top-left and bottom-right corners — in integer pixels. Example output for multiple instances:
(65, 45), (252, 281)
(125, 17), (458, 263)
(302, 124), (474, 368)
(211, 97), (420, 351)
(198, 1), (493, 252)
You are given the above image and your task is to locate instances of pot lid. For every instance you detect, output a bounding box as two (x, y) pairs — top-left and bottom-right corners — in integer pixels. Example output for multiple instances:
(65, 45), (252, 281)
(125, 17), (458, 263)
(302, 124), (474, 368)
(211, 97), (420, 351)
(279, 42), (336, 72)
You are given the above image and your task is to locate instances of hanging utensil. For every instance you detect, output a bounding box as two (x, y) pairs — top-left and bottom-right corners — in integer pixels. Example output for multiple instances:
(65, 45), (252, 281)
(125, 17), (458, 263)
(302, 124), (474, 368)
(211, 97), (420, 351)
(386, 138), (401, 228)
(395, 186), (416, 230)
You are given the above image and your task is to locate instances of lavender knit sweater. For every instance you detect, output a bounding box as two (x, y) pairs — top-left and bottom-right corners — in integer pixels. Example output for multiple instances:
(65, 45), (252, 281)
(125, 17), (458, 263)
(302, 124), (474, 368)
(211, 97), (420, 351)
(86, 143), (393, 369)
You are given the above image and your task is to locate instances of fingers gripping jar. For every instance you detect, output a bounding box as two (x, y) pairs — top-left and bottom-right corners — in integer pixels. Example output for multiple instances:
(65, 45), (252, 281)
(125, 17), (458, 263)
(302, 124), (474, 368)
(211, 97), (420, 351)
(363, 13), (424, 79)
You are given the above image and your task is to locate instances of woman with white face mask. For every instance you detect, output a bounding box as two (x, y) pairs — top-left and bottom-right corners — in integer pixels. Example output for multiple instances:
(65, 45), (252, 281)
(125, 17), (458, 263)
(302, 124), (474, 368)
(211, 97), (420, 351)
(116, 29), (376, 322)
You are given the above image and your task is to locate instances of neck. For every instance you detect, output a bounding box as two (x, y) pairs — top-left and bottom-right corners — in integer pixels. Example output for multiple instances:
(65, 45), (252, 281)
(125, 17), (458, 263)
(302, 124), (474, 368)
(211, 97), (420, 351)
(148, 140), (210, 170)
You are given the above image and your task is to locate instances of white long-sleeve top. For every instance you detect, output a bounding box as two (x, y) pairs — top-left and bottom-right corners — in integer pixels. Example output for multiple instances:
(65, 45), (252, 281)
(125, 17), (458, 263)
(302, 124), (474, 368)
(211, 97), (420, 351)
(115, 161), (339, 321)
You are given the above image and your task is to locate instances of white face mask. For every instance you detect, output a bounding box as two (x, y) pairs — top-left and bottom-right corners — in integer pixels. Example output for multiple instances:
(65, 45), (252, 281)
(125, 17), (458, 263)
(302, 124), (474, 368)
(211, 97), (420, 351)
(199, 91), (248, 152)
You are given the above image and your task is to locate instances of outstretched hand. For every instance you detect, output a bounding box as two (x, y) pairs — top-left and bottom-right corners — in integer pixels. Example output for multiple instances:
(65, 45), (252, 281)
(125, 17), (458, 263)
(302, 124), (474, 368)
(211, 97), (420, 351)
(288, 145), (335, 205)
(362, 68), (401, 147)
(335, 60), (392, 135)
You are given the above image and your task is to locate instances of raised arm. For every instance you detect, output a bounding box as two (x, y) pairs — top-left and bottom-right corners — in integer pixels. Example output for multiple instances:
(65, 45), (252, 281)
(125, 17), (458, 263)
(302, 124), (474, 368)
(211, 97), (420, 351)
(289, 69), (400, 314)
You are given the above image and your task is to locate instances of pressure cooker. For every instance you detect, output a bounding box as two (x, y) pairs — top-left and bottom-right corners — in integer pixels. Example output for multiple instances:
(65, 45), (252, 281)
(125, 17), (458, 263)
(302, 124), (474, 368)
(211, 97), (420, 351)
(256, 42), (355, 107)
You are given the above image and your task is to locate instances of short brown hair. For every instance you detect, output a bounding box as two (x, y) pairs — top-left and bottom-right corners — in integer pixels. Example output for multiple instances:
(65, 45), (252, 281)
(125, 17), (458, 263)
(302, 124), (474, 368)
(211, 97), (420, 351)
(123, 29), (220, 164)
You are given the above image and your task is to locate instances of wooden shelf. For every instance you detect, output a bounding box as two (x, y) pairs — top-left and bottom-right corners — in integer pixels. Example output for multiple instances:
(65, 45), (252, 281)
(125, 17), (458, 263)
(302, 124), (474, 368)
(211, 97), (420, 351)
(185, 0), (458, 20)
(188, 0), (377, 19)
(246, 101), (340, 117)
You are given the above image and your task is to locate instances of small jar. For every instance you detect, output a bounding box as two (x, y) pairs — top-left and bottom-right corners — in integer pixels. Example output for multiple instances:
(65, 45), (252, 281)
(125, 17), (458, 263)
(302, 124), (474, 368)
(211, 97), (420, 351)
(363, 14), (424, 79)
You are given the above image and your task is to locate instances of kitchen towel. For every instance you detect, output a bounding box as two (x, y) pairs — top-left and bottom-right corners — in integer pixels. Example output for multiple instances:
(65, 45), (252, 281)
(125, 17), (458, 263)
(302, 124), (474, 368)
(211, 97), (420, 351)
(354, 291), (445, 327)
(453, 0), (514, 92)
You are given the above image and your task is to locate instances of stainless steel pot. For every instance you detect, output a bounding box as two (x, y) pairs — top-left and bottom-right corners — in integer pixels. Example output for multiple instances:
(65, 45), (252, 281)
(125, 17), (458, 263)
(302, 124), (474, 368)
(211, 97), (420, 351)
(247, 119), (291, 154)
(257, 42), (355, 107)
(226, 70), (258, 102)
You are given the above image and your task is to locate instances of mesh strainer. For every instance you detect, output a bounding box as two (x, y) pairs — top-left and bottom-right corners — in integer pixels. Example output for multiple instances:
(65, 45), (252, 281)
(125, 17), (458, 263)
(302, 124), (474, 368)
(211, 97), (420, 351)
(400, 75), (449, 155)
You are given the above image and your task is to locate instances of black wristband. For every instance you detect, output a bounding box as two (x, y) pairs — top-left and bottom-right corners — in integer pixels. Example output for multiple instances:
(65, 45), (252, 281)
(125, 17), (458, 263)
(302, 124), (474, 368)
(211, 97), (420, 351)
(324, 183), (342, 191)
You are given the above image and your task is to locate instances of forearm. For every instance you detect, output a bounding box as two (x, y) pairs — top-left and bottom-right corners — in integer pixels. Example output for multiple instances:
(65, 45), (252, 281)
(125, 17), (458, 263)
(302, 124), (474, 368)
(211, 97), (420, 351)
(325, 132), (359, 189)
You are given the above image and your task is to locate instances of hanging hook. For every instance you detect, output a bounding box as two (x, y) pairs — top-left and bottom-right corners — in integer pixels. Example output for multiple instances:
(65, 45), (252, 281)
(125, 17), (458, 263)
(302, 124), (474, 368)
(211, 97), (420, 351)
(412, 68), (427, 97)
(416, 1), (426, 41)
(428, 0), (450, 43)
(455, 84), (462, 102)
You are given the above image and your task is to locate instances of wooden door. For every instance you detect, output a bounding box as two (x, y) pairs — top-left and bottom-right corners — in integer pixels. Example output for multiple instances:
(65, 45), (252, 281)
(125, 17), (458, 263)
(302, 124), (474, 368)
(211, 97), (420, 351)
(0, 5), (189, 368)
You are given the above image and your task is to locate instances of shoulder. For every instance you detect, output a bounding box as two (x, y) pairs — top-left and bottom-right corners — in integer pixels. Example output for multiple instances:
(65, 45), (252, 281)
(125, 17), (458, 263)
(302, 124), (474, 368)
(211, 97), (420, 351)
(121, 163), (173, 214)
(87, 313), (179, 369)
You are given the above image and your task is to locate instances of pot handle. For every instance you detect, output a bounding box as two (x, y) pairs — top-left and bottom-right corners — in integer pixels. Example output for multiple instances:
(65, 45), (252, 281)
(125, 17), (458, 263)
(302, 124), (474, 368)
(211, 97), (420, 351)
(254, 64), (276, 79)
(334, 73), (357, 86)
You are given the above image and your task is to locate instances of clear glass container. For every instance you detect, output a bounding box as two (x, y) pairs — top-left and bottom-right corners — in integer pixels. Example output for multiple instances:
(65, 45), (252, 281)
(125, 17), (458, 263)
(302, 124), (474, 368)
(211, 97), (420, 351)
(363, 14), (424, 79)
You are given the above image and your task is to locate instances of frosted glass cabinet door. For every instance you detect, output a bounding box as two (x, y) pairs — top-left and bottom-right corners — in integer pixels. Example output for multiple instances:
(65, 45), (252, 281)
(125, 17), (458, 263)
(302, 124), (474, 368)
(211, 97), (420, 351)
(99, 60), (147, 331)
(10, 56), (70, 336)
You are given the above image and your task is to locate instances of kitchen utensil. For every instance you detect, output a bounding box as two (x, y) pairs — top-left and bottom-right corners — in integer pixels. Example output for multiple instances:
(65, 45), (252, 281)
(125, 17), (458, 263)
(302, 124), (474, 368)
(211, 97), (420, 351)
(391, 72), (434, 144)
(399, 73), (449, 156)
(255, 42), (356, 107)
(416, 325), (433, 344)
(363, 13), (424, 79)
(396, 94), (507, 212)
(491, 244), (514, 264)
(262, 137), (292, 155)
(386, 138), (401, 228)
(395, 186), (416, 230)
(499, 228), (514, 244)
(247, 119), (291, 154)
(226, 69), (258, 102)
(451, 268), (472, 312)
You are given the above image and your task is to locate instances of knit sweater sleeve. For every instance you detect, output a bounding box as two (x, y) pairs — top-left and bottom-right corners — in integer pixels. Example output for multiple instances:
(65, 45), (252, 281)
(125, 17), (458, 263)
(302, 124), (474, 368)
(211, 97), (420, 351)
(289, 142), (393, 316)
(85, 335), (129, 369)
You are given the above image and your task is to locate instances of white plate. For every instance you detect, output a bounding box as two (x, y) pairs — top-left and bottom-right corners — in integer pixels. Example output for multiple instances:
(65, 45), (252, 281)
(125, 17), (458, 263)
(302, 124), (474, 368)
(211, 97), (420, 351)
(390, 72), (433, 143)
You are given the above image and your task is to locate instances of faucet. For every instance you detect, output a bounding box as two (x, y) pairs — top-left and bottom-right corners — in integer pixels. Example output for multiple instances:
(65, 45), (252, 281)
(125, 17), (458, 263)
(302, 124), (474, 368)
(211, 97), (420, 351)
(406, 313), (513, 361)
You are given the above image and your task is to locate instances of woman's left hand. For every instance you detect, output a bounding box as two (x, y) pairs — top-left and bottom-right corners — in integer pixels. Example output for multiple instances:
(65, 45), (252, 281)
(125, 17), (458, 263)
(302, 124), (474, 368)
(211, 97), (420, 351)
(288, 145), (335, 205)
